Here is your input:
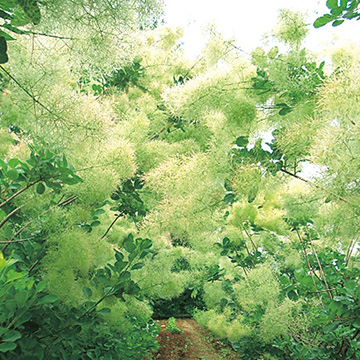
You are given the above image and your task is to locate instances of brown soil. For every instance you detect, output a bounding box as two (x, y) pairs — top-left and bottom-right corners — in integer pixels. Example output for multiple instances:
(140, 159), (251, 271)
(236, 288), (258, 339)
(151, 319), (238, 360)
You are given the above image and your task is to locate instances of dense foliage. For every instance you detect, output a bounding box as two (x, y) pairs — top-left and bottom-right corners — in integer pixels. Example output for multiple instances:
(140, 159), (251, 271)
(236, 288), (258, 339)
(314, 0), (360, 27)
(0, 1), (359, 359)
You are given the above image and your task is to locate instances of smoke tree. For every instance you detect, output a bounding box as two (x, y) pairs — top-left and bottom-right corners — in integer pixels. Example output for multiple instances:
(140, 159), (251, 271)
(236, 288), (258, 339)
(0, 2), (359, 359)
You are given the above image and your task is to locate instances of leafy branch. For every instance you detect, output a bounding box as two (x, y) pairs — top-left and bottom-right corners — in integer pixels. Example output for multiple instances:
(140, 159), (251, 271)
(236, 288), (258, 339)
(314, 0), (360, 28)
(39, 234), (154, 340)
(231, 135), (357, 207)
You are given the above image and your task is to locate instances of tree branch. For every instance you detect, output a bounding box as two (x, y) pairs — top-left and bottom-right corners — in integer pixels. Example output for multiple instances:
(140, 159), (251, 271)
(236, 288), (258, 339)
(0, 66), (60, 118)
(1, 195), (77, 252)
(280, 169), (351, 205)
(0, 237), (33, 244)
(0, 205), (24, 229)
(0, 179), (41, 209)
(101, 212), (123, 239)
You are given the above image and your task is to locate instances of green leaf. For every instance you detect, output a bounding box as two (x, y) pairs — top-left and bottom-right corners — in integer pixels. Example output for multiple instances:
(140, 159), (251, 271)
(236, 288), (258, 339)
(0, 36), (8, 64)
(104, 286), (114, 295)
(37, 295), (58, 304)
(331, 7), (344, 16)
(0, 10), (12, 20)
(353, 321), (360, 329)
(279, 274), (291, 285)
(223, 237), (230, 246)
(0, 159), (7, 171)
(191, 288), (198, 299)
(0, 210), (6, 221)
(36, 281), (47, 293)
(124, 235), (136, 253)
(279, 106), (292, 116)
(114, 250), (124, 262)
(0, 0), (17, 11)
(7, 159), (19, 169)
(2, 330), (21, 342)
(94, 209), (105, 215)
(83, 287), (92, 298)
(0, 30), (15, 41)
(222, 192), (236, 204)
(114, 260), (127, 272)
(332, 19), (345, 26)
(97, 307), (111, 314)
(5, 270), (23, 282)
(314, 14), (336, 28)
(344, 281), (356, 291)
(36, 182), (45, 194)
(235, 136), (248, 147)
(14, 291), (28, 307)
(340, 0), (349, 9)
(247, 187), (257, 203)
(10, 7), (31, 27)
(90, 220), (100, 227)
(2, 23), (29, 35)
(287, 290), (298, 301)
(0, 342), (17, 352)
(6, 169), (19, 180)
(131, 263), (145, 270)
(326, 0), (339, 9)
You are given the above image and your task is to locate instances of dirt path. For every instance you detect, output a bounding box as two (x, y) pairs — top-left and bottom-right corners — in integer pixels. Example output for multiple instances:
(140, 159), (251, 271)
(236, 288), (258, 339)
(151, 319), (238, 360)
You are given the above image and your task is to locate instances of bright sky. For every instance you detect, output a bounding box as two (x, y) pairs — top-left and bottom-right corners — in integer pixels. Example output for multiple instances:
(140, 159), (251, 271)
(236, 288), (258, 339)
(163, 0), (359, 58)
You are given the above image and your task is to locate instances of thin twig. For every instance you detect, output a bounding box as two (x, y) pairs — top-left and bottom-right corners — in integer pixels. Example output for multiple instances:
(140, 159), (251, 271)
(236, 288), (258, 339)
(306, 224), (333, 300)
(149, 127), (166, 141)
(345, 238), (357, 266)
(0, 179), (41, 209)
(295, 227), (324, 307)
(0, 205), (23, 228)
(0, 237), (34, 244)
(27, 31), (76, 40)
(243, 225), (257, 253)
(39, 255), (136, 340)
(0, 24), (76, 40)
(243, 243), (255, 268)
(295, 229), (321, 281)
(281, 169), (351, 205)
(0, 66), (60, 118)
(57, 195), (77, 207)
(309, 288), (335, 294)
(101, 212), (123, 239)
(182, 56), (203, 80)
(28, 259), (39, 272)
(1, 195), (77, 252)
(2, 225), (28, 252)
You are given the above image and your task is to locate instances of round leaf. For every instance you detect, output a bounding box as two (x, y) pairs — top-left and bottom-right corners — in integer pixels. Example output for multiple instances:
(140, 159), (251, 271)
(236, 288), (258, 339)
(235, 136), (248, 147)
(6, 169), (19, 181)
(36, 182), (45, 194)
